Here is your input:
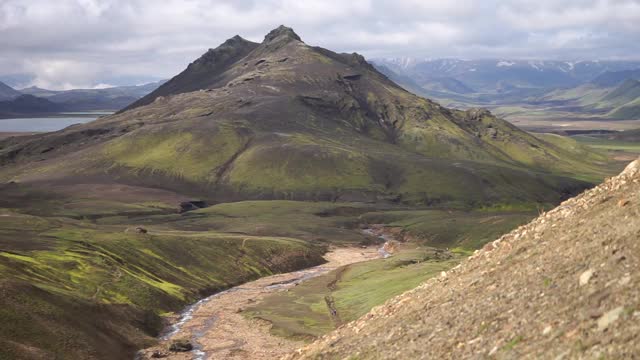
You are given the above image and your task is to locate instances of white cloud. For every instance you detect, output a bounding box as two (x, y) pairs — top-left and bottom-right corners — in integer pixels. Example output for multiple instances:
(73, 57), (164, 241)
(0, 0), (638, 88)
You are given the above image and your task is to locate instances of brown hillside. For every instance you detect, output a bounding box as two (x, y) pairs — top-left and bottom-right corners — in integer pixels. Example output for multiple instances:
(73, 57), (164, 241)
(288, 158), (640, 359)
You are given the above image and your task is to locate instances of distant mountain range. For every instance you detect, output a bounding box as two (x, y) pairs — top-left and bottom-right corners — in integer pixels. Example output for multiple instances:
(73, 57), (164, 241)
(373, 58), (640, 93)
(0, 94), (64, 116)
(0, 80), (165, 117)
(536, 78), (640, 120)
(373, 58), (640, 121)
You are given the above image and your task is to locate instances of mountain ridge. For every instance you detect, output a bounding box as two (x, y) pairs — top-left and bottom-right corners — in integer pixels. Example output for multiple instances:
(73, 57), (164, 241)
(0, 81), (21, 101)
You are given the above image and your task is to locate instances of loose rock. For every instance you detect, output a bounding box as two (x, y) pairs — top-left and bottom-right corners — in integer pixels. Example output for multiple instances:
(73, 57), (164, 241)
(169, 339), (193, 352)
(579, 269), (594, 286)
(597, 306), (624, 331)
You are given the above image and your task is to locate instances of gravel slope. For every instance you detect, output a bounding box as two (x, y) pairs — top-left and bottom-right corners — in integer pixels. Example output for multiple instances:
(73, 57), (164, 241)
(288, 158), (640, 359)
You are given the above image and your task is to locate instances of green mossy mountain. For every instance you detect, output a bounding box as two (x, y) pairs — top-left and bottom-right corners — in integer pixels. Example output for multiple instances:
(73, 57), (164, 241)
(0, 26), (606, 207)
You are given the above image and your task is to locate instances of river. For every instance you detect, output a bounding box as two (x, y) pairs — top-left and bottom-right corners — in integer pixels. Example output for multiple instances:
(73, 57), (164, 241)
(137, 245), (386, 360)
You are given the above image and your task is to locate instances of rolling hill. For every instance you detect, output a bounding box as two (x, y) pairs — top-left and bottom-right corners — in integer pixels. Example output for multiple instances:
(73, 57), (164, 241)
(592, 69), (640, 87)
(533, 78), (640, 120)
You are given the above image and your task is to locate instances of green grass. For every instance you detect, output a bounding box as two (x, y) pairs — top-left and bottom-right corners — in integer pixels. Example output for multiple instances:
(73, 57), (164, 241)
(245, 248), (459, 340)
(573, 135), (640, 153)
(103, 122), (248, 182)
(104, 200), (379, 247)
(0, 205), (327, 359)
(0, 218), (325, 310)
(359, 209), (535, 251)
(243, 207), (532, 340)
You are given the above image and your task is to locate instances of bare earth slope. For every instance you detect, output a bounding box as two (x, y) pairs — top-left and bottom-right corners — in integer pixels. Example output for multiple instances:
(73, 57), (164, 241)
(289, 158), (640, 359)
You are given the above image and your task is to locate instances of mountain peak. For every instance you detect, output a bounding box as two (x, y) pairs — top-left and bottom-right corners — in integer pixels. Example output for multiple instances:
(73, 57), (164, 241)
(263, 25), (302, 44)
(0, 80), (21, 101)
(224, 34), (250, 46)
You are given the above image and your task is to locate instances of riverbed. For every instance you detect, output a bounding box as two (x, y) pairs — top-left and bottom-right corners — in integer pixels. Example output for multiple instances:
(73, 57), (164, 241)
(137, 246), (382, 360)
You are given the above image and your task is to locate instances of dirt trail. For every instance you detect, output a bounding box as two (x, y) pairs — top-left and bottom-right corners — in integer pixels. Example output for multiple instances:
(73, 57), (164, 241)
(138, 246), (380, 360)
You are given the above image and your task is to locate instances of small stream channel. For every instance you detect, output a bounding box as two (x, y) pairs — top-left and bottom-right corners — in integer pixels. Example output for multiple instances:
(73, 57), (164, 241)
(158, 263), (349, 359)
(362, 228), (394, 258)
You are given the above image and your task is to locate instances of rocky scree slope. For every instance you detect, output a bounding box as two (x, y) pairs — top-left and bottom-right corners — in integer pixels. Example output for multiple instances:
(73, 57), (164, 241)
(288, 158), (640, 359)
(0, 26), (605, 205)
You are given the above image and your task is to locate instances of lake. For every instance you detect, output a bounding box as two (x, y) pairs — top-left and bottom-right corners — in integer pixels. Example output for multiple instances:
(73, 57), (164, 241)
(0, 112), (113, 132)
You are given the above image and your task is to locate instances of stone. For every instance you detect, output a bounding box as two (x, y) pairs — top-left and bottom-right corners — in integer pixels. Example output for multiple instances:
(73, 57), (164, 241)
(579, 269), (594, 286)
(597, 306), (624, 331)
(151, 350), (167, 358)
(179, 200), (208, 213)
(619, 275), (631, 286)
(621, 158), (640, 176)
(169, 339), (193, 352)
(125, 226), (147, 234)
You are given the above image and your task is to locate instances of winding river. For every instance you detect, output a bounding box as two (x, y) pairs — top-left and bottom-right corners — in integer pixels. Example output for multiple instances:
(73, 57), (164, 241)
(138, 244), (387, 360)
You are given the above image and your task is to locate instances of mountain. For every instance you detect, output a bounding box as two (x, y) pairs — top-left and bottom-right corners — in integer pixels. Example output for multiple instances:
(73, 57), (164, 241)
(601, 79), (640, 108)
(374, 58), (640, 94)
(122, 36), (258, 111)
(288, 157), (640, 359)
(603, 79), (640, 119)
(0, 94), (64, 116)
(415, 76), (475, 94)
(0, 81), (21, 101)
(0, 26), (607, 207)
(592, 69), (640, 87)
(534, 78), (640, 120)
(19, 81), (166, 111)
(609, 97), (640, 120)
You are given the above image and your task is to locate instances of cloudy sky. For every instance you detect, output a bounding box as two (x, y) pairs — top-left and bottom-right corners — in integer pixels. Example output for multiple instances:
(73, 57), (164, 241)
(1, 0), (639, 89)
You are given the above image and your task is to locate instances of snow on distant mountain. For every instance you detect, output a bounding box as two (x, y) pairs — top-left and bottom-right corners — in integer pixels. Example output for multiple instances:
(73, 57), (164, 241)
(371, 58), (640, 93)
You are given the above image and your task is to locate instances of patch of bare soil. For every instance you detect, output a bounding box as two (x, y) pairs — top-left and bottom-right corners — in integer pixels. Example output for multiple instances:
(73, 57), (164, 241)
(288, 158), (640, 359)
(137, 247), (380, 360)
